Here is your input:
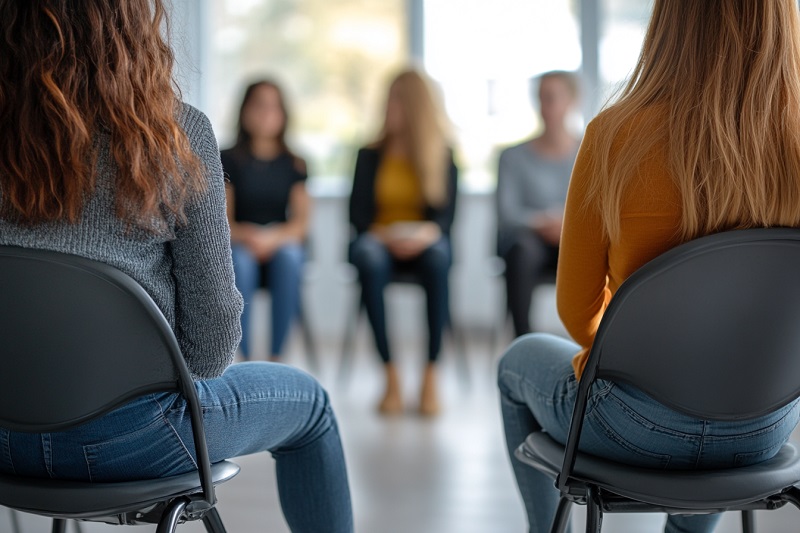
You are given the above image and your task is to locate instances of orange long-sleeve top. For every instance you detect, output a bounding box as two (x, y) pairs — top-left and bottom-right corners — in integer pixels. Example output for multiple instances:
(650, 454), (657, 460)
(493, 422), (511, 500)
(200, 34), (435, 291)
(557, 111), (683, 379)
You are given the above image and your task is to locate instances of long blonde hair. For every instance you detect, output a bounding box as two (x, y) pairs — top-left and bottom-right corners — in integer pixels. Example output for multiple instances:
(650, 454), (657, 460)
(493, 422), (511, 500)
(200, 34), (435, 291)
(589, 0), (800, 242)
(375, 70), (450, 207)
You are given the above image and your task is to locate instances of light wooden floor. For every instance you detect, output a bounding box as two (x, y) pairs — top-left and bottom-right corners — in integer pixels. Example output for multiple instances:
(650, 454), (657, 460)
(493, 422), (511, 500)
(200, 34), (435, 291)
(4, 294), (800, 532)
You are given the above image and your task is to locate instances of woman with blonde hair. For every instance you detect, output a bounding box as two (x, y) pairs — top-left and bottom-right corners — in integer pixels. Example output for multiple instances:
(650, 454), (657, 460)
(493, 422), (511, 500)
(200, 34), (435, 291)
(498, 1), (800, 531)
(0, 2), (352, 531)
(349, 69), (458, 416)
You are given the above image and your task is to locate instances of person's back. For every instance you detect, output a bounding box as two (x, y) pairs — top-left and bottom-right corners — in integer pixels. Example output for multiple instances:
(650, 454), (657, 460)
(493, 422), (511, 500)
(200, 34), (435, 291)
(0, 3), (353, 532)
(498, 1), (800, 532)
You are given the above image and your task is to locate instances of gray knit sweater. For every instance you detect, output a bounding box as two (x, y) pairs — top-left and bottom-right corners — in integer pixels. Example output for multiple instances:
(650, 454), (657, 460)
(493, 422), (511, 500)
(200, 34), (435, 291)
(0, 104), (243, 380)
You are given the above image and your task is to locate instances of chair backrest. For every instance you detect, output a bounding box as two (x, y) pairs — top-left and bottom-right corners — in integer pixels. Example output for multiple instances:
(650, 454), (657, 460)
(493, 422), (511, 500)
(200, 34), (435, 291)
(0, 245), (216, 502)
(586, 227), (800, 421)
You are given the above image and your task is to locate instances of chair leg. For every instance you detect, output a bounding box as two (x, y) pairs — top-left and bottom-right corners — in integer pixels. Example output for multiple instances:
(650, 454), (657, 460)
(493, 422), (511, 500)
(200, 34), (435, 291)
(585, 487), (603, 533)
(51, 518), (67, 533)
(337, 289), (363, 386)
(741, 510), (755, 533)
(156, 498), (189, 533)
(9, 509), (22, 533)
(549, 496), (573, 533)
(202, 507), (228, 533)
(298, 305), (319, 374)
(446, 319), (470, 390)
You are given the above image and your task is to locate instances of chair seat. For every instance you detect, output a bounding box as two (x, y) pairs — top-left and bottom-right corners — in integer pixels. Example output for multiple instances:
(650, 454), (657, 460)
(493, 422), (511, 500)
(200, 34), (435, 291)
(516, 432), (800, 510)
(0, 460), (240, 520)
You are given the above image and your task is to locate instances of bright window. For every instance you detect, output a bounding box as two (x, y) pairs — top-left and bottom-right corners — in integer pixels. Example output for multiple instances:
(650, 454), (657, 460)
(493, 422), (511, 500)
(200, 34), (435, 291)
(206, 0), (407, 189)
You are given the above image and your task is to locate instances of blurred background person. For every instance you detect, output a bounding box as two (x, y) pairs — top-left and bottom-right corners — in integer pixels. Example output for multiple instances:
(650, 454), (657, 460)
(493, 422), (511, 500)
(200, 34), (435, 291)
(348, 69), (458, 416)
(496, 71), (580, 338)
(222, 80), (311, 362)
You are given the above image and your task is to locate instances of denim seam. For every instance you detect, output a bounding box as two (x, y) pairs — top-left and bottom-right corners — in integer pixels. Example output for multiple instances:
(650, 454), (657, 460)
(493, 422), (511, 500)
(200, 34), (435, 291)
(0, 430), (15, 475)
(703, 401), (800, 443)
(41, 434), (55, 478)
(604, 390), (694, 440)
(586, 409), (672, 468)
(194, 394), (321, 413)
(695, 421), (709, 468)
(154, 396), (199, 471)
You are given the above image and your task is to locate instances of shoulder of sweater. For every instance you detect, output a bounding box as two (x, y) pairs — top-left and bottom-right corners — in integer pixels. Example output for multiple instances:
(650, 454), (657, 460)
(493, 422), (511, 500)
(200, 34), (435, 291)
(177, 102), (214, 138)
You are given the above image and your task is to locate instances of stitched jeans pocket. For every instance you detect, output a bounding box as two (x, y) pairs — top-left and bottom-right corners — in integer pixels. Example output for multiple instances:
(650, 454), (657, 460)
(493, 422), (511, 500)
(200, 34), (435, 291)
(584, 407), (673, 469)
(83, 414), (196, 482)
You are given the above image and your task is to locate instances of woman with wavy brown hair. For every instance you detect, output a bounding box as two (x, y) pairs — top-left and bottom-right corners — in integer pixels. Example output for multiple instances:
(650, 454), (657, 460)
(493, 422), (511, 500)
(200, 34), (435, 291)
(349, 69), (458, 416)
(0, 2), (352, 531)
(498, 1), (800, 532)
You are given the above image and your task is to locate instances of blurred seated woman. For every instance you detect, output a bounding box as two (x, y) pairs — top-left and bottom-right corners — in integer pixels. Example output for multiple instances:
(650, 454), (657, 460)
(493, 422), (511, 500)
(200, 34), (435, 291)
(0, 3), (351, 532)
(349, 69), (458, 416)
(496, 71), (580, 337)
(221, 80), (311, 361)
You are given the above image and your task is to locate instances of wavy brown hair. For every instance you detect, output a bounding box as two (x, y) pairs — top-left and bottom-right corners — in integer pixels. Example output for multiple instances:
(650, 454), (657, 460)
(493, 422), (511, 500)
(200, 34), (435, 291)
(589, 0), (800, 242)
(0, 0), (204, 232)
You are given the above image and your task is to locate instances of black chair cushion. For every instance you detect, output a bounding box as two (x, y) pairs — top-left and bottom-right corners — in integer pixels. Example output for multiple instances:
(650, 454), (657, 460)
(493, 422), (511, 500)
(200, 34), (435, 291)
(0, 460), (240, 519)
(517, 432), (800, 510)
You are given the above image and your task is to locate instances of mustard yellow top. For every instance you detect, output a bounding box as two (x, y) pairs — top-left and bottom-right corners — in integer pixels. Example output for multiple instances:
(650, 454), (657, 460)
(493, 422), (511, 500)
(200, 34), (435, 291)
(373, 155), (425, 227)
(557, 111), (683, 379)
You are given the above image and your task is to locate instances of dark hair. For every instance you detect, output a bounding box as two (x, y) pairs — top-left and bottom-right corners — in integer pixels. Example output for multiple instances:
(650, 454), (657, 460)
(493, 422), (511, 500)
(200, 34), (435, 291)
(0, 0), (204, 232)
(234, 79), (292, 155)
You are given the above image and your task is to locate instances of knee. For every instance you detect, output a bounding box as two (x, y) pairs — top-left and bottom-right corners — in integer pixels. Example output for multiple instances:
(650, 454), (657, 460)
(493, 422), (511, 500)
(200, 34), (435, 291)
(271, 243), (304, 270)
(496, 333), (550, 391)
(420, 240), (451, 274)
(232, 244), (256, 266)
(349, 237), (389, 273)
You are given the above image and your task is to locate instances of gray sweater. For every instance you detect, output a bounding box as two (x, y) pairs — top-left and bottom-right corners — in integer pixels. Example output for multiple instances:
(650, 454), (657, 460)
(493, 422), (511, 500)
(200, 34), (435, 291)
(0, 104), (243, 380)
(496, 140), (578, 255)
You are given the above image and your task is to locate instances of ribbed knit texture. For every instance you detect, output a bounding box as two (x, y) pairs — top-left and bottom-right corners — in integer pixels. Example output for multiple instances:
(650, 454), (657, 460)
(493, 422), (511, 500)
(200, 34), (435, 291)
(0, 103), (243, 380)
(557, 110), (682, 380)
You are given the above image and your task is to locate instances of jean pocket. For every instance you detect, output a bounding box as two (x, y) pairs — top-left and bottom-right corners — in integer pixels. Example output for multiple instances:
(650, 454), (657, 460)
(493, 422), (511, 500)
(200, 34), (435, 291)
(734, 441), (787, 467)
(83, 414), (197, 482)
(583, 408), (673, 469)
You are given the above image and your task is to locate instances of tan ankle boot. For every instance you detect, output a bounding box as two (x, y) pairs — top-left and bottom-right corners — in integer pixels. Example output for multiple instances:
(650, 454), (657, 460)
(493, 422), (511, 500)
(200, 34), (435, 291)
(419, 363), (440, 416)
(378, 363), (403, 415)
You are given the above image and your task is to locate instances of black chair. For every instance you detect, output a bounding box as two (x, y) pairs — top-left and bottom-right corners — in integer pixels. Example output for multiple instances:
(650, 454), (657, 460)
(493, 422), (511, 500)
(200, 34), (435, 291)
(514, 227), (800, 533)
(338, 266), (469, 386)
(0, 246), (239, 533)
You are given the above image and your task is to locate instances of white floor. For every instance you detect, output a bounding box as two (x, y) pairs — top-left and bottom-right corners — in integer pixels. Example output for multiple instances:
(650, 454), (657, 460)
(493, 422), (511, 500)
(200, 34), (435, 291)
(4, 294), (800, 532)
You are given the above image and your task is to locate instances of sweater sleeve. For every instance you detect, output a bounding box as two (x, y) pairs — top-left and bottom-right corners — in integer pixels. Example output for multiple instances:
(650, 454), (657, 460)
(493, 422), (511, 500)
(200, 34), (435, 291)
(170, 107), (244, 379)
(555, 120), (611, 379)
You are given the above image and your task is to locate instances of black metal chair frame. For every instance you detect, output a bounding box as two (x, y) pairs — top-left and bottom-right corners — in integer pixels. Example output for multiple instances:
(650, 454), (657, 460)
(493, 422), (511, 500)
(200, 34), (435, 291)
(515, 228), (800, 533)
(0, 246), (239, 533)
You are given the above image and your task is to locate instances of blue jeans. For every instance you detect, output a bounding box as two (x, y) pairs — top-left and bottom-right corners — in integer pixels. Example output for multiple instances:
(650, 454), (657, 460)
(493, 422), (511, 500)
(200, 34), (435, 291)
(497, 333), (800, 533)
(348, 233), (451, 363)
(0, 362), (353, 533)
(232, 243), (304, 358)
